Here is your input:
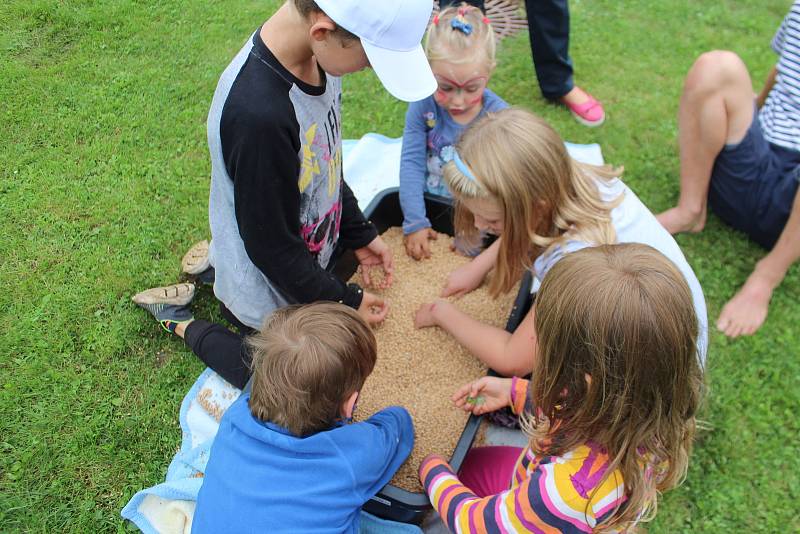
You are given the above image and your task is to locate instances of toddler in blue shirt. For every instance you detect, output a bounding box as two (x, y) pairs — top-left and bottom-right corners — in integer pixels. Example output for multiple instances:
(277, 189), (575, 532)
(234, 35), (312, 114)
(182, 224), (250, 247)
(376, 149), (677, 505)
(401, 3), (508, 259)
(193, 302), (413, 533)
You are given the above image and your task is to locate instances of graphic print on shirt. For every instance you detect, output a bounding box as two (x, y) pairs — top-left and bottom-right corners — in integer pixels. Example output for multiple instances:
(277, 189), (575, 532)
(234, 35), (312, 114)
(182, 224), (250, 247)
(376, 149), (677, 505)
(297, 93), (343, 267)
(425, 113), (451, 196)
(425, 111), (437, 129)
(301, 200), (342, 254)
(299, 124), (321, 193)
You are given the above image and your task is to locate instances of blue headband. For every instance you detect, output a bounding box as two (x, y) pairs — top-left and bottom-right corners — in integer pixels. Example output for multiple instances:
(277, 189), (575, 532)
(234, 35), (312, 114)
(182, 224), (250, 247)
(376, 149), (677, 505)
(441, 145), (477, 182)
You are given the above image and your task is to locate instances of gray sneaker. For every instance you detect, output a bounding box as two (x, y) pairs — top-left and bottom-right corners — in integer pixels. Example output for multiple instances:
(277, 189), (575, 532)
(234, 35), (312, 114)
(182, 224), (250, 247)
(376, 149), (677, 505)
(181, 240), (214, 285)
(132, 283), (195, 332)
(181, 240), (210, 275)
(132, 283), (195, 306)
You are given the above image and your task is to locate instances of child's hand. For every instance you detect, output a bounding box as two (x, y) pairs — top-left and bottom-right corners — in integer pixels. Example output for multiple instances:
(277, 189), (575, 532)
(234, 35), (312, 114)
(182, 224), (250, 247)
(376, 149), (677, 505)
(358, 291), (389, 325)
(452, 376), (513, 416)
(413, 300), (447, 329)
(403, 228), (438, 260)
(355, 237), (394, 289)
(441, 261), (484, 298)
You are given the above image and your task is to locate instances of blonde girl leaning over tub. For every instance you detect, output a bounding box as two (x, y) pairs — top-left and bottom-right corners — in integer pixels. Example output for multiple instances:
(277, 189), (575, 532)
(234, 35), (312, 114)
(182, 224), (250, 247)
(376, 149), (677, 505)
(414, 108), (708, 375)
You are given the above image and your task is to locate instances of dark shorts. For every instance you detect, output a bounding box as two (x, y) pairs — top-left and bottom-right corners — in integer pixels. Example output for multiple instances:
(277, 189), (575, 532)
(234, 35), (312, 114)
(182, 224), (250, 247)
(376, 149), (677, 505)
(709, 107), (800, 249)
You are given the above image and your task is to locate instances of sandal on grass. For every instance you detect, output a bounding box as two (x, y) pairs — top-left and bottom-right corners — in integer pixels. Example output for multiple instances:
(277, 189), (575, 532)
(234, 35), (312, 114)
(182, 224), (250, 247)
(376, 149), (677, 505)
(181, 240), (210, 275)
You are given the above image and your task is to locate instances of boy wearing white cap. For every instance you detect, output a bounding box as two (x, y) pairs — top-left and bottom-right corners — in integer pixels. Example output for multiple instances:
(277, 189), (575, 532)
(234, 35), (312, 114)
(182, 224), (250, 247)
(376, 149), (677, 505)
(133, 0), (436, 389)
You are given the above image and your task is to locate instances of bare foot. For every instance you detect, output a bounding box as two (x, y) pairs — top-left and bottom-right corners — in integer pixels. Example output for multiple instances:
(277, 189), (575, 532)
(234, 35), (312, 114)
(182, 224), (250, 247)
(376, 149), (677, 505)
(656, 206), (706, 234)
(716, 272), (774, 337)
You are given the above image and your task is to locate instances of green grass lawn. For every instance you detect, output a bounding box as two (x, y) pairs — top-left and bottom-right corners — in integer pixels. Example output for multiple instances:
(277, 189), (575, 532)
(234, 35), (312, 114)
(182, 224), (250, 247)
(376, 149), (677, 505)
(1, 0), (798, 531)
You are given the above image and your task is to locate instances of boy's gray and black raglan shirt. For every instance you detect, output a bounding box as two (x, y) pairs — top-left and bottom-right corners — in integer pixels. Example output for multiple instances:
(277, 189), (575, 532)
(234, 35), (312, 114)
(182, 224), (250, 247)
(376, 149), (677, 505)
(207, 29), (376, 329)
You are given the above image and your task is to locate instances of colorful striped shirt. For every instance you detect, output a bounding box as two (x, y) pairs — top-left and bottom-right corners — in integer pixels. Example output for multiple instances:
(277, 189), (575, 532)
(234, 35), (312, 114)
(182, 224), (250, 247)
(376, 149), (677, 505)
(760, 1), (800, 152)
(420, 379), (627, 533)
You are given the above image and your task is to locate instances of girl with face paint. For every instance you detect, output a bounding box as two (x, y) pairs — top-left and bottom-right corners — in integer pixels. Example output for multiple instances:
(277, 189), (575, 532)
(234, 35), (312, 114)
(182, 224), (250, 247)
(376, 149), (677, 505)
(399, 3), (509, 261)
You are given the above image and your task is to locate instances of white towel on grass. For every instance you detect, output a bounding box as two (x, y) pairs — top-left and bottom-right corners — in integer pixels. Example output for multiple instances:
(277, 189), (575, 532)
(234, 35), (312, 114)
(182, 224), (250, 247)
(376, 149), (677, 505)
(342, 134), (604, 211)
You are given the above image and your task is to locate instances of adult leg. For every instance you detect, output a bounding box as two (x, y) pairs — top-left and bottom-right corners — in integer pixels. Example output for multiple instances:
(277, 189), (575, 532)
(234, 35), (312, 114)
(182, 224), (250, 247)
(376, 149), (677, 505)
(657, 51), (755, 234)
(718, 187), (800, 337)
(524, 0), (573, 100)
(524, 0), (604, 125)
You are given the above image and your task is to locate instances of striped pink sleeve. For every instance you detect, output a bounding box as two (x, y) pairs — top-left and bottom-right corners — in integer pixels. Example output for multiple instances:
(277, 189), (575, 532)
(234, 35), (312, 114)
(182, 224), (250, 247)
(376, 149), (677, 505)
(419, 446), (627, 533)
(510, 376), (529, 415)
(418, 454), (575, 533)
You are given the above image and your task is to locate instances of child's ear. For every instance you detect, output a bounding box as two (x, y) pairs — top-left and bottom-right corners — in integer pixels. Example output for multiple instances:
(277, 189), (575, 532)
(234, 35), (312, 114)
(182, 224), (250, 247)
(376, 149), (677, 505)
(341, 391), (359, 419)
(309, 14), (337, 42)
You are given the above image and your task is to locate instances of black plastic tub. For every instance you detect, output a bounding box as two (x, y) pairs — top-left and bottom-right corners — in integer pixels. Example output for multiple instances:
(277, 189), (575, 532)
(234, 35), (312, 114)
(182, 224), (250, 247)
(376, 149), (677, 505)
(334, 188), (533, 524)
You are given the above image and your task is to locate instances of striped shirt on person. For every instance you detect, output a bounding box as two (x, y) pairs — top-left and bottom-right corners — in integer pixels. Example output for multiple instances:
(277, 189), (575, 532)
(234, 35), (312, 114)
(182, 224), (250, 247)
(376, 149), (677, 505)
(760, 1), (800, 152)
(419, 378), (627, 533)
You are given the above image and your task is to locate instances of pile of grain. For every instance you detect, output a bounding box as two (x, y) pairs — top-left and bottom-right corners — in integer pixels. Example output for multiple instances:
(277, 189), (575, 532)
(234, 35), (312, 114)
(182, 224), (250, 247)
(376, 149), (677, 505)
(350, 227), (515, 492)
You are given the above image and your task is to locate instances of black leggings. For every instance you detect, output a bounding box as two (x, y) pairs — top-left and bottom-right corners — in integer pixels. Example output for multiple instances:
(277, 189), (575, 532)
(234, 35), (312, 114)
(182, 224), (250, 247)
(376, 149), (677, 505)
(183, 303), (256, 390)
(189, 244), (357, 389)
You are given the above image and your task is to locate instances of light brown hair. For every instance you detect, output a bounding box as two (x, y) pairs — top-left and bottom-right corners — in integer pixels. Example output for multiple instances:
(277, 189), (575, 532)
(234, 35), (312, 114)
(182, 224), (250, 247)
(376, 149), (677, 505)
(443, 107), (623, 296)
(425, 3), (496, 69)
(292, 0), (358, 42)
(247, 302), (376, 437)
(526, 243), (704, 531)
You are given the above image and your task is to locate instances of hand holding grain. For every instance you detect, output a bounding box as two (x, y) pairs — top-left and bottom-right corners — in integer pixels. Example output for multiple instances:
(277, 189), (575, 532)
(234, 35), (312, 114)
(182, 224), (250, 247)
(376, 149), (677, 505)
(359, 291), (389, 325)
(452, 376), (513, 415)
(355, 236), (394, 289)
(404, 228), (438, 260)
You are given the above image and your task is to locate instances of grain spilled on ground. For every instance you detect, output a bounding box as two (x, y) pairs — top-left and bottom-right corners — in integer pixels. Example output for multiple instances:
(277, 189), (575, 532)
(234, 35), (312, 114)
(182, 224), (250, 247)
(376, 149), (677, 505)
(350, 227), (515, 492)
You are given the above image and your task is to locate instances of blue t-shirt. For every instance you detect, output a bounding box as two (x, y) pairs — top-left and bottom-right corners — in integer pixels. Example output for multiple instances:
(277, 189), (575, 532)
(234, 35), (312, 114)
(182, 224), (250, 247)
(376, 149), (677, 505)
(399, 89), (508, 234)
(192, 395), (414, 534)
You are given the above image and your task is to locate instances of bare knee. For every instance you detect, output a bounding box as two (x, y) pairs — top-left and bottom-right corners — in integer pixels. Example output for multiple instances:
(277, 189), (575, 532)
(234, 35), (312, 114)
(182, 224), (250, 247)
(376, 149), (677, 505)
(684, 50), (749, 97)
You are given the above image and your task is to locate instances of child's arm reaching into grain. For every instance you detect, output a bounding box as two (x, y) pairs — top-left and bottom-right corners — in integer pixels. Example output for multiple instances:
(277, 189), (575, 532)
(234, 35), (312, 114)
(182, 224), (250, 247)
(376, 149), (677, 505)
(414, 299), (538, 377)
(440, 238), (501, 298)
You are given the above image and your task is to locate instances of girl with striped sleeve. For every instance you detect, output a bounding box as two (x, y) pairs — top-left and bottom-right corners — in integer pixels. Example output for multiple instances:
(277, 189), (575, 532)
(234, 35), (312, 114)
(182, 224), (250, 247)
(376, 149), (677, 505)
(419, 244), (704, 533)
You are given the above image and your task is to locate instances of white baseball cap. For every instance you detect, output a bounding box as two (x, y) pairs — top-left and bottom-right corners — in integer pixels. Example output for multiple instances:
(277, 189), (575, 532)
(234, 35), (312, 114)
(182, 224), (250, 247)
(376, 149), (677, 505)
(315, 0), (437, 102)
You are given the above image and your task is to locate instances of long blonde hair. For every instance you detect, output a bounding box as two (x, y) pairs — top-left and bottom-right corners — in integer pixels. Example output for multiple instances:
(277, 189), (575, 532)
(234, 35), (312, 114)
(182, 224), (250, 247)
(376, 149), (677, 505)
(525, 243), (704, 532)
(443, 107), (623, 296)
(425, 3), (496, 69)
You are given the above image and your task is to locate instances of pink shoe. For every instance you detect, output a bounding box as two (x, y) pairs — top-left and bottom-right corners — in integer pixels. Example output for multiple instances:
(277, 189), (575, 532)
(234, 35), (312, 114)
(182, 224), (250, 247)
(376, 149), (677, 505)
(563, 93), (605, 127)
